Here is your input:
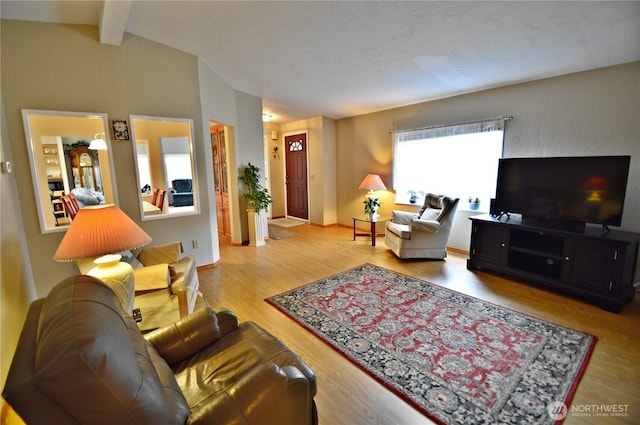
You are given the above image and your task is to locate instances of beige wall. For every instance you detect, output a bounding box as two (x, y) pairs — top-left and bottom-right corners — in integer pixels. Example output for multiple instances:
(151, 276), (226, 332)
(2, 20), (218, 296)
(336, 62), (640, 251)
(1, 103), (37, 388)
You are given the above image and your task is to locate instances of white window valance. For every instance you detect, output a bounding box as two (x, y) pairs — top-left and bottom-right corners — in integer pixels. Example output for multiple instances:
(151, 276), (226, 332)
(392, 117), (510, 142)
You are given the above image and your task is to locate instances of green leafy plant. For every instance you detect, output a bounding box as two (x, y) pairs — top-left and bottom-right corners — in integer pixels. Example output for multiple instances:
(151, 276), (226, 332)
(63, 140), (89, 153)
(239, 162), (273, 212)
(363, 197), (381, 214)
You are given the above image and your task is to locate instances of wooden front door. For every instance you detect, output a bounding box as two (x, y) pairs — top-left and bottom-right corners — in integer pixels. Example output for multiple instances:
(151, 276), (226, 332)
(212, 125), (231, 236)
(285, 133), (308, 220)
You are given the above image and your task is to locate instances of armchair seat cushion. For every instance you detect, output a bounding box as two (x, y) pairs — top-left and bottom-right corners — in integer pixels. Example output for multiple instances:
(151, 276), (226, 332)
(386, 222), (411, 239)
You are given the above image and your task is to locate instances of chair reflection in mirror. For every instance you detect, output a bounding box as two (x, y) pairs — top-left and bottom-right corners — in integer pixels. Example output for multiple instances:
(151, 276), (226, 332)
(152, 188), (166, 211)
(61, 194), (80, 220)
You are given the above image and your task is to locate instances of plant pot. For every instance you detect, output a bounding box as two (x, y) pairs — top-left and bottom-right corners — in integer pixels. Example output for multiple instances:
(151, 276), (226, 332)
(469, 202), (480, 211)
(247, 209), (266, 247)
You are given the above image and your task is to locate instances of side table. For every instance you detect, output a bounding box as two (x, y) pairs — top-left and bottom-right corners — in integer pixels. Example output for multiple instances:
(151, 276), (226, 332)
(352, 214), (392, 246)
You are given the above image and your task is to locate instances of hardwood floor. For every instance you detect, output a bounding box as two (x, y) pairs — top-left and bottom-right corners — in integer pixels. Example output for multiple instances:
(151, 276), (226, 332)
(198, 224), (640, 425)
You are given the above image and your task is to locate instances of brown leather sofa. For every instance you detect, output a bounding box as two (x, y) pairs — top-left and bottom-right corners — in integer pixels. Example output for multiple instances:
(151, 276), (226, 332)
(3, 275), (318, 424)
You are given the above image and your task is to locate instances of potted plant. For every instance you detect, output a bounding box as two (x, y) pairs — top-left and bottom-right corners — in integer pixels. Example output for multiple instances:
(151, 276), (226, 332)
(468, 196), (481, 210)
(363, 197), (381, 217)
(409, 191), (419, 204)
(239, 163), (273, 246)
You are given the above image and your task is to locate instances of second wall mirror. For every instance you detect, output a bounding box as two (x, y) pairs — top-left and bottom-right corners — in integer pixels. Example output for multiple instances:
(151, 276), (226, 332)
(129, 115), (199, 220)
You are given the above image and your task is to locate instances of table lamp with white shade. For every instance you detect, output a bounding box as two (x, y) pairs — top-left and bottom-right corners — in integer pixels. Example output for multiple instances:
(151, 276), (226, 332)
(53, 204), (152, 313)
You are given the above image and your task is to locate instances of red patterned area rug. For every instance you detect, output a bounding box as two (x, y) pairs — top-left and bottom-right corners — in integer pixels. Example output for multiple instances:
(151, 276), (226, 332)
(266, 263), (596, 424)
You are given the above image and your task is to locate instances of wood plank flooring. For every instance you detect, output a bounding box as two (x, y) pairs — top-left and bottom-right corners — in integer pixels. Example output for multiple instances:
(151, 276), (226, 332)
(197, 224), (640, 425)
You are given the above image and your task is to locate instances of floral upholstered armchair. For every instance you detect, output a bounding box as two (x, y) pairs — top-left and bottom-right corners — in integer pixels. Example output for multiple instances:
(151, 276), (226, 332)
(385, 193), (459, 259)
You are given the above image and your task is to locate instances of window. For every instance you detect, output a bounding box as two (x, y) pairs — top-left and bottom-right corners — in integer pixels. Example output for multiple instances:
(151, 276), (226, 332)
(392, 118), (507, 209)
(136, 142), (152, 189)
(164, 153), (192, 188)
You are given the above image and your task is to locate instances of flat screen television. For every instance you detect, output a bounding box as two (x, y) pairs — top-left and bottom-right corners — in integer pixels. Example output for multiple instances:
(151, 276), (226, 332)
(495, 156), (631, 229)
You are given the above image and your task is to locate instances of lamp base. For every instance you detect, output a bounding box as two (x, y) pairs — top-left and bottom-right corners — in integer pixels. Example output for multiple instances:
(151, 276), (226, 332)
(88, 254), (134, 314)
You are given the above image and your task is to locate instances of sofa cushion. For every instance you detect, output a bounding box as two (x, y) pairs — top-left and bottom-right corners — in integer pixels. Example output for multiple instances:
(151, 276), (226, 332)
(420, 207), (440, 221)
(419, 193), (445, 216)
(71, 187), (104, 207)
(34, 275), (190, 425)
(138, 242), (182, 265)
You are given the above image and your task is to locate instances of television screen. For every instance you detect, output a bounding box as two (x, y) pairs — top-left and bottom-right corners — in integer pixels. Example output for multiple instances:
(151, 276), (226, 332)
(495, 156), (631, 227)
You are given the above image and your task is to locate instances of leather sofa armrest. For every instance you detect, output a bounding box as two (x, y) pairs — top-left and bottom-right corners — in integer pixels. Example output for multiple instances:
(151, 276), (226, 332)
(392, 210), (418, 225)
(144, 307), (221, 366)
(212, 307), (239, 336)
(411, 219), (440, 233)
(187, 363), (313, 425)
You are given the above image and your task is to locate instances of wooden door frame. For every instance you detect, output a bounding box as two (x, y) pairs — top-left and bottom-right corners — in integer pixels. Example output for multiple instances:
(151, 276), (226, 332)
(281, 130), (310, 222)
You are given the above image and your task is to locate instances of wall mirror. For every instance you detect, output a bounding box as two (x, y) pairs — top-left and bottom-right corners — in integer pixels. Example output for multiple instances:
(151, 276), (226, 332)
(22, 109), (118, 234)
(129, 115), (199, 220)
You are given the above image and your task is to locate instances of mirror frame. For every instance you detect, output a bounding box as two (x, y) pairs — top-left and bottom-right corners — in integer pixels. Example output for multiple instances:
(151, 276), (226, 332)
(22, 109), (118, 234)
(129, 115), (199, 221)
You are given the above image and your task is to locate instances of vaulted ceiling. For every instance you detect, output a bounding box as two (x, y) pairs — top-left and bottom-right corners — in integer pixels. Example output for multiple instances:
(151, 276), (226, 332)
(2, 1), (639, 123)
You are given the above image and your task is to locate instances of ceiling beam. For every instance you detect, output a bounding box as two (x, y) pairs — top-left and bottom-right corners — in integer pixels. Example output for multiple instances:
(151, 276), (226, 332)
(99, 0), (132, 46)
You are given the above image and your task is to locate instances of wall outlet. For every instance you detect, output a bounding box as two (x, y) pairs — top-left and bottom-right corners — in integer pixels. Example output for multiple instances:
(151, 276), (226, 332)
(192, 240), (199, 249)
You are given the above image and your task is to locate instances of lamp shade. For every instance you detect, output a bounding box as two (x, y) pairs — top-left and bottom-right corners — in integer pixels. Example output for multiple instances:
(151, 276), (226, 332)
(358, 174), (387, 191)
(89, 132), (107, 150)
(584, 176), (608, 191)
(54, 204), (151, 261)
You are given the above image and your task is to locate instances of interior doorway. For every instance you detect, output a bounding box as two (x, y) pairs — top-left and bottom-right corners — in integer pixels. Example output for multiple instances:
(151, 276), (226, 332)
(284, 133), (309, 220)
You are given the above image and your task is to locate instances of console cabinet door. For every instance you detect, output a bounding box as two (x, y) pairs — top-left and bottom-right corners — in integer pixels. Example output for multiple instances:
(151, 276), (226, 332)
(563, 238), (623, 296)
(470, 221), (509, 266)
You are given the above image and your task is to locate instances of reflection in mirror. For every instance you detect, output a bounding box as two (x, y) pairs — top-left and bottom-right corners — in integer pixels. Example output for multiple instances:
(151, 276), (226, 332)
(22, 110), (118, 233)
(129, 116), (198, 220)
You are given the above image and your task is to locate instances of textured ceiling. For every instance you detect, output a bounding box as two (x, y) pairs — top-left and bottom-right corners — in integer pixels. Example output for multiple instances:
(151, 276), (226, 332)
(2, 1), (639, 123)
